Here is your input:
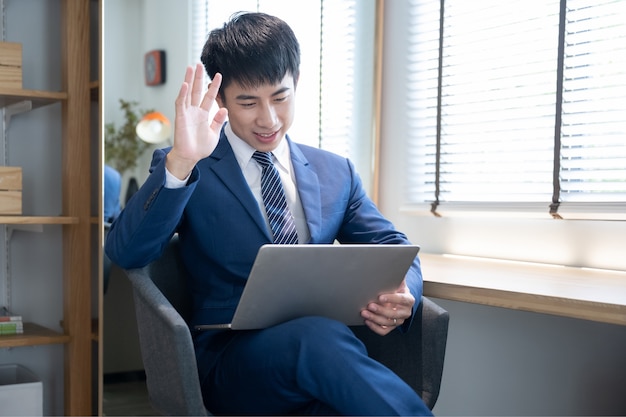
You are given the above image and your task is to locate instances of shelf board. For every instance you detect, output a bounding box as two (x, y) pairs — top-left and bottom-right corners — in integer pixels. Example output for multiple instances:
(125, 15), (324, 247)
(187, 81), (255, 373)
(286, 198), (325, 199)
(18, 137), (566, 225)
(0, 322), (70, 348)
(0, 87), (67, 109)
(0, 216), (79, 224)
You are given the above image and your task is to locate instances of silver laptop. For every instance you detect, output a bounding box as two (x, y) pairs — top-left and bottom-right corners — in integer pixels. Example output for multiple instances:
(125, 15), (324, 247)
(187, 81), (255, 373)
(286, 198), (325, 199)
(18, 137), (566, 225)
(195, 244), (420, 330)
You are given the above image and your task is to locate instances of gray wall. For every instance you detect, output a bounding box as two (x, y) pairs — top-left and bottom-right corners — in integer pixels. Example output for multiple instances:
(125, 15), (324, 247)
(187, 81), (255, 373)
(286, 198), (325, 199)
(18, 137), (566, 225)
(431, 299), (626, 415)
(1, 1), (65, 415)
(103, 0), (192, 375)
(103, 0), (190, 197)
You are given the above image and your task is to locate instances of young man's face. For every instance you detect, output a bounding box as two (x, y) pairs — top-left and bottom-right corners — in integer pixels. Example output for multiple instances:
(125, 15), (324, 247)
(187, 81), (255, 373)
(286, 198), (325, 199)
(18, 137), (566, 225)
(217, 74), (296, 153)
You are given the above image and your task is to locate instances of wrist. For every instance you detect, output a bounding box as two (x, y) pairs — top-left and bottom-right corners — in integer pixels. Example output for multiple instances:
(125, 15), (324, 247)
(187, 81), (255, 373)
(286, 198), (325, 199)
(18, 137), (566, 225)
(165, 151), (196, 180)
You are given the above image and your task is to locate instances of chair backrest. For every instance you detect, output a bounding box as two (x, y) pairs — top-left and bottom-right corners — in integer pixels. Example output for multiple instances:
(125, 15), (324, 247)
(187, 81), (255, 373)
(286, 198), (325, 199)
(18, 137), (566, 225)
(125, 236), (449, 414)
(144, 236), (193, 321)
(125, 235), (209, 416)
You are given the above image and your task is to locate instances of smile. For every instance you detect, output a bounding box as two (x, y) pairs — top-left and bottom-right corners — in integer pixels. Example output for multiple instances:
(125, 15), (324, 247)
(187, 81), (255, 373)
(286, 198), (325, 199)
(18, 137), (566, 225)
(255, 130), (280, 143)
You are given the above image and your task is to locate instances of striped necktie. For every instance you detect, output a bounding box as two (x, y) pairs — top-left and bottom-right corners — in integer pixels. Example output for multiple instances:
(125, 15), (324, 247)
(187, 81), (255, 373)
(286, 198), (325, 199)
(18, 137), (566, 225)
(252, 151), (299, 244)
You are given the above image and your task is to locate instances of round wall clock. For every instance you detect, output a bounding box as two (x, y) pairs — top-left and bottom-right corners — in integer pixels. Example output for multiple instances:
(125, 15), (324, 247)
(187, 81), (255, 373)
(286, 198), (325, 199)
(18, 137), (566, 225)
(144, 50), (166, 86)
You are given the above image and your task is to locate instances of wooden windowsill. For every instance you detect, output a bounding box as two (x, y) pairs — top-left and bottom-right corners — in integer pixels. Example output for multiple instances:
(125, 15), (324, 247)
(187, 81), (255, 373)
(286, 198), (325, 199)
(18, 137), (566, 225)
(419, 253), (626, 326)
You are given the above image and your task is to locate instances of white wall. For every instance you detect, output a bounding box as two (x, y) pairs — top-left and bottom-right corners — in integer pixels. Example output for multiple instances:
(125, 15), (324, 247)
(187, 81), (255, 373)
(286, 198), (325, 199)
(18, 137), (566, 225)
(380, 2), (626, 415)
(104, 0), (191, 200)
(103, 0), (192, 374)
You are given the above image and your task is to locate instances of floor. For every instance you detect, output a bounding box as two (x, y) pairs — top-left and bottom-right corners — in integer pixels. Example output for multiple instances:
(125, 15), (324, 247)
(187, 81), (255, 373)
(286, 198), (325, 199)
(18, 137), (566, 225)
(103, 378), (158, 416)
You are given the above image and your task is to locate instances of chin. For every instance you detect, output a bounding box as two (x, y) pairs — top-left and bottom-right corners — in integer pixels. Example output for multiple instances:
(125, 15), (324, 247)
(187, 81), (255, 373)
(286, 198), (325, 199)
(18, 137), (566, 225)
(255, 138), (282, 152)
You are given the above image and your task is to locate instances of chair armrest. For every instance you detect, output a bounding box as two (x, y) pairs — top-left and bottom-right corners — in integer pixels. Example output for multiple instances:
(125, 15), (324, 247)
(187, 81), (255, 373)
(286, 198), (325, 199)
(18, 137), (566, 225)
(125, 267), (209, 416)
(418, 296), (449, 408)
(351, 296), (449, 410)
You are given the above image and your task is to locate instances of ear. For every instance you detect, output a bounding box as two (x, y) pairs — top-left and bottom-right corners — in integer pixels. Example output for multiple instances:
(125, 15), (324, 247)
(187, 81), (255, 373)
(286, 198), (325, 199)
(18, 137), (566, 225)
(216, 94), (225, 108)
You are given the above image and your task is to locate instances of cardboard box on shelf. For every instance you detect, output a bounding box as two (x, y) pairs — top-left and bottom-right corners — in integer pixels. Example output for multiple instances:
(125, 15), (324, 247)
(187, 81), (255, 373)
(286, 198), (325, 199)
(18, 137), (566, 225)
(0, 166), (22, 215)
(0, 42), (23, 89)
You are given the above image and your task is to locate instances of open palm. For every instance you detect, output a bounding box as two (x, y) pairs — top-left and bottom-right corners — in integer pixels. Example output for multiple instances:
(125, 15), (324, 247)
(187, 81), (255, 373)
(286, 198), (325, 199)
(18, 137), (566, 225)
(166, 64), (228, 179)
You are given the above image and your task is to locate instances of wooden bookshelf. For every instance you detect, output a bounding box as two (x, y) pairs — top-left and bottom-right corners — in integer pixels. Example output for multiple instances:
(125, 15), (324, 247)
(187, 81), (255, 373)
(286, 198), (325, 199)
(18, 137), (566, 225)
(0, 323), (70, 348)
(0, 216), (79, 224)
(0, 88), (66, 109)
(0, 1), (99, 415)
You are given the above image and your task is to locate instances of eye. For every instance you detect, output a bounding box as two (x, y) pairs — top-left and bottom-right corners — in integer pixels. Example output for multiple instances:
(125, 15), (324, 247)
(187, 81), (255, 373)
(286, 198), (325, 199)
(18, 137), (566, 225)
(239, 102), (255, 108)
(274, 95), (288, 103)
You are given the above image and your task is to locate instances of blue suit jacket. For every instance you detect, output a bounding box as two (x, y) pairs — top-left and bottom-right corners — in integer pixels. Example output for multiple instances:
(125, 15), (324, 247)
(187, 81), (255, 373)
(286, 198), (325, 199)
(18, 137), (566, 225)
(105, 130), (423, 330)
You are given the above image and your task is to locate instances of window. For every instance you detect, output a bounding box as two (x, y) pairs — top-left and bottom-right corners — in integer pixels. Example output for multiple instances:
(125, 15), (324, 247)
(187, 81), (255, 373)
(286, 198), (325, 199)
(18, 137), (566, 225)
(191, 0), (377, 190)
(406, 0), (626, 220)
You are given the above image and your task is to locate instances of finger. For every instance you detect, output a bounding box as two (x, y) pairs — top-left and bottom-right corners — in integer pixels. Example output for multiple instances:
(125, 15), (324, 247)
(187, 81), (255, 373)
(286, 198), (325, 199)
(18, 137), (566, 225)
(379, 291), (413, 307)
(388, 316), (403, 327)
(175, 81), (190, 112)
(378, 312), (403, 328)
(361, 308), (401, 330)
(368, 298), (407, 318)
(181, 66), (194, 107)
(210, 108), (229, 133)
(363, 318), (393, 336)
(190, 63), (205, 106)
(176, 66), (193, 109)
(201, 72), (223, 111)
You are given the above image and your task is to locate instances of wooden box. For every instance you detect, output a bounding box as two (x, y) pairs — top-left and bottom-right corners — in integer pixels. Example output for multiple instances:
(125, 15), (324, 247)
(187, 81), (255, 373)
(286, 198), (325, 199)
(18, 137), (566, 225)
(0, 42), (23, 89)
(0, 167), (22, 215)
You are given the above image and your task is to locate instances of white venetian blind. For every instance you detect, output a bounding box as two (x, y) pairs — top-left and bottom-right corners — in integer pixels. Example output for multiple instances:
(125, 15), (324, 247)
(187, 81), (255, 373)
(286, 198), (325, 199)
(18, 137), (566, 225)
(560, 0), (626, 204)
(319, 1), (355, 157)
(407, 0), (560, 211)
(191, 0), (361, 161)
(405, 0), (443, 208)
(406, 0), (626, 218)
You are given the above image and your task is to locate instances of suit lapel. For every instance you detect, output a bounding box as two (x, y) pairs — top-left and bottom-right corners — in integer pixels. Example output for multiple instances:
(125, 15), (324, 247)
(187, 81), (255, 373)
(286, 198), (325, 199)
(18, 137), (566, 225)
(205, 134), (322, 243)
(289, 139), (322, 243)
(208, 134), (272, 240)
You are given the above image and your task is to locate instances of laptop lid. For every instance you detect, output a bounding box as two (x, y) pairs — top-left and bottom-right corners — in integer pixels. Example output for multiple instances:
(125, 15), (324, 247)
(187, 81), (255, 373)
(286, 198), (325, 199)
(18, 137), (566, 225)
(195, 244), (420, 330)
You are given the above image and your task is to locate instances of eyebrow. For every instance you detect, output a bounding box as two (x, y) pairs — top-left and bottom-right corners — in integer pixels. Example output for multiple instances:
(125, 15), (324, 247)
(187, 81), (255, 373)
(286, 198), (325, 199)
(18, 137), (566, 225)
(235, 86), (291, 101)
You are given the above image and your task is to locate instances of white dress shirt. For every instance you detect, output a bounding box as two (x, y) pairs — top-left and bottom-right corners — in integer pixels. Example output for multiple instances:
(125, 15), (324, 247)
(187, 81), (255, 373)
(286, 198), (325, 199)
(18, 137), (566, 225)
(165, 123), (310, 243)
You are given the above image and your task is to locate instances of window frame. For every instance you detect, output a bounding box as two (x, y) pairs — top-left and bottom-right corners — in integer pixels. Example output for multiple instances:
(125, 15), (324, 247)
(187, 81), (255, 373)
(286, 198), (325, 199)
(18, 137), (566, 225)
(378, 1), (626, 272)
(401, 0), (626, 221)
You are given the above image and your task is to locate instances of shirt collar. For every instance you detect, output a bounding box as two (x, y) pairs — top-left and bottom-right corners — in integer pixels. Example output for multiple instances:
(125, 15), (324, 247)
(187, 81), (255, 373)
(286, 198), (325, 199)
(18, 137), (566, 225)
(224, 122), (291, 173)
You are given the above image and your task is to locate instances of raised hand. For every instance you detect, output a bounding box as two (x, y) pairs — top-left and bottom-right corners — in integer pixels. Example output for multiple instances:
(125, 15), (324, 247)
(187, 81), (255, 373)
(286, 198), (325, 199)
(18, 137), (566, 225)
(166, 63), (229, 180)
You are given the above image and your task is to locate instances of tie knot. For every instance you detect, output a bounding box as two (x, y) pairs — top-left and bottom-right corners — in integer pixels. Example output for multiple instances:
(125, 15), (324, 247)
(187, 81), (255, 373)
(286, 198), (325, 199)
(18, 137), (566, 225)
(252, 151), (274, 168)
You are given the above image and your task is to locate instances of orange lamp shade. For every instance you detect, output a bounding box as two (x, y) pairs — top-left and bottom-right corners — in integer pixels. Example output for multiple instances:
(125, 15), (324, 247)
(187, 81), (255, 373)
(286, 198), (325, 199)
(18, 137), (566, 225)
(136, 111), (172, 144)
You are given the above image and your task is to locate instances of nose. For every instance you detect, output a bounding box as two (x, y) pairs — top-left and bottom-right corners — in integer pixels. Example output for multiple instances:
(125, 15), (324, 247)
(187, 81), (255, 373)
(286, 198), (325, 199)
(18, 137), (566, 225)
(256, 102), (278, 128)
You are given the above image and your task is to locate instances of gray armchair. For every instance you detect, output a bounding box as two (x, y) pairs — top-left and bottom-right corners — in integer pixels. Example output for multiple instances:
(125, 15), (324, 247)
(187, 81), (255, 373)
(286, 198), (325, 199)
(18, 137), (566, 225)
(124, 236), (449, 416)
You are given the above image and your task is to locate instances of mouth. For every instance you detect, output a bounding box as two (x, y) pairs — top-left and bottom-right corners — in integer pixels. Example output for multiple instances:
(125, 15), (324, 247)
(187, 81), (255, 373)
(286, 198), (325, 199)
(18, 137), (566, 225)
(254, 130), (279, 143)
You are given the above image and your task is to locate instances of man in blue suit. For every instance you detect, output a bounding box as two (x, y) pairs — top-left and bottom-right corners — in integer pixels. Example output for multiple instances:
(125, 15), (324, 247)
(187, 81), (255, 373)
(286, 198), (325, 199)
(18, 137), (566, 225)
(106, 12), (431, 416)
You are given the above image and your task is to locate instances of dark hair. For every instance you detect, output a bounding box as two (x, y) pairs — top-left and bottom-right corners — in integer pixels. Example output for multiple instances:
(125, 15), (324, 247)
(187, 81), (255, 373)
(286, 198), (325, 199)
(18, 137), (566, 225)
(200, 12), (301, 98)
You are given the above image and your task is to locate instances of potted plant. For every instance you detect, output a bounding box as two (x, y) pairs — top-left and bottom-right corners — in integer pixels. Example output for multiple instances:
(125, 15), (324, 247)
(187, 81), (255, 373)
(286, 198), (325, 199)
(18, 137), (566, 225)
(104, 99), (154, 174)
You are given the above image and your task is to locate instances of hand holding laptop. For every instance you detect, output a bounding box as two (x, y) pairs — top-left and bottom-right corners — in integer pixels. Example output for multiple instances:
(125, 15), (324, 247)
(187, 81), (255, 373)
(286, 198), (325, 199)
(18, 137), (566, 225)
(195, 244), (420, 331)
(360, 278), (415, 336)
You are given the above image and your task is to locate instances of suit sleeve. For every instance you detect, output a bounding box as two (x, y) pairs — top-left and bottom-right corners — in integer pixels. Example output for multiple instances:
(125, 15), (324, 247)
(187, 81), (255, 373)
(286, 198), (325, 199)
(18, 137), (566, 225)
(337, 158), (424, 330)
(104, 148), (199, 269)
